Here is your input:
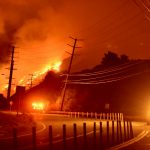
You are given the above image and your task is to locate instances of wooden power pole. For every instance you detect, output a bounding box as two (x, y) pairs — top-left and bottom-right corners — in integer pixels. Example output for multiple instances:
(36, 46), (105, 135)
(7, 46), (15, 101)
(60, 37), (81, 111)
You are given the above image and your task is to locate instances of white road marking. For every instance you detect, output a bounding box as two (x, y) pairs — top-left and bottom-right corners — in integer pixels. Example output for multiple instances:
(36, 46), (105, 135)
(107, 130), (149, 150)
(0, 121), (46, 140)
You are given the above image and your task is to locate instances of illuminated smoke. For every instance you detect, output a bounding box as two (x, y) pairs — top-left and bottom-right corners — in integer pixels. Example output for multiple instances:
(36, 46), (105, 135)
(0, 0), (150, 95)
(0, 0), (65, 94)
(0, 0), (150, 66)
(0, 0), (63, 64)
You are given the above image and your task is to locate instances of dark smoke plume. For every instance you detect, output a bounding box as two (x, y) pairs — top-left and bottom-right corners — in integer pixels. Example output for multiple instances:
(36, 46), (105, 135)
(0, 0), (63, 65)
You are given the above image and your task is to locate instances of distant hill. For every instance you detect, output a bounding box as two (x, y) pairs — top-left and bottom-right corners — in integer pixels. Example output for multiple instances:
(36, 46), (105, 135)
(20, 59), (150, 115)
(64, 60), (150, 115)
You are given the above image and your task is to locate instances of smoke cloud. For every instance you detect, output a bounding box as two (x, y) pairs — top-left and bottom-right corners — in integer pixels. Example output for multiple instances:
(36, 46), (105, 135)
(0, 0), (150, 94)
(0, 0), (64, 64)
(1, 0), (150, 66)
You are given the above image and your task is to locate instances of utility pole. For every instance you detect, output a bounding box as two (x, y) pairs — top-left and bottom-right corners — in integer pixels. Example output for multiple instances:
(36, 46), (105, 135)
(28, 74), (34, 88)
(7, 46), (15, 101)
(60, 37), (81, 111)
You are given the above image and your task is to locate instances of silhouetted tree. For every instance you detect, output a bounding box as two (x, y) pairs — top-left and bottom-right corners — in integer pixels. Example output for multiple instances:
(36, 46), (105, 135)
(120, 54), (129, 63)
(101, 51), (129, 66)
(101, 51), (120, 66)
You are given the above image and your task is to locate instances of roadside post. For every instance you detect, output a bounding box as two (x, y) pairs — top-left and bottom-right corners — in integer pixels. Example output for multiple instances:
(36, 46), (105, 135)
(73, 123), (77, 150)
(112, 121), (115, 146)
(83, 123), (87, 150)
(13, 128), (18, 150)
(49, 125), (53, 150)
(93, 122), (96, 149)
(32, 127), (37, 150)
(63, 124), (66, 150)
(99, 122), (103, 149)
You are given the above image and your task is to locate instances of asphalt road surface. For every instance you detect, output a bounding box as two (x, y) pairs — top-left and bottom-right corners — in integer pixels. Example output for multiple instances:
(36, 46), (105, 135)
(120, 125), (150, 150)
(0, 113), (147, 150)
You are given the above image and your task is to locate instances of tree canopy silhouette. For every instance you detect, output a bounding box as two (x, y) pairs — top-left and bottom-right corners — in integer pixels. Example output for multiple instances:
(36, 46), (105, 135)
(101, 51), (129, 66)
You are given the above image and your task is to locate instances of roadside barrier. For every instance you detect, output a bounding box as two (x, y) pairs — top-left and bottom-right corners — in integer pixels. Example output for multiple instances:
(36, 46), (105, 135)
(99, 121), (103, 149)
(83, 122), (87, 150)
(49, 125), (53, 150)
(67, 112), (124, 121)
(73, 123), (77, 150)
(32, 127), (36, 150)
(63, 124), (67, 150)
(12, 119), (133, 150)
(48, 111), (124, 121)
(13, 128), (18, 150)
(93, 122), (96, 150)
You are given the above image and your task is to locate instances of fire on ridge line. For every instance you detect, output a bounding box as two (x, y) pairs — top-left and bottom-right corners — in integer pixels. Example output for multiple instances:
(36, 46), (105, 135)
(1, 61), (62, 95)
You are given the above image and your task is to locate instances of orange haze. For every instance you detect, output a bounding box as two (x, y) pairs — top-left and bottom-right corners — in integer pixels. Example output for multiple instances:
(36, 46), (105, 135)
(0, 0), (150, 95)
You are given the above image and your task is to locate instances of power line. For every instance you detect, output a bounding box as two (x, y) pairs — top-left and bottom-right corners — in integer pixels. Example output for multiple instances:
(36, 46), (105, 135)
(61, 61), (142, 77)
(28, 74), (35, 88)
(79, 0), (129, 37)
(62, 60), (148, 84)
(67, 69), (150, 85)
(132, 0), (150, 22)
(68, 66), (137, 82)
(85, 11), (142, 45)
(139, 0), (150, 12)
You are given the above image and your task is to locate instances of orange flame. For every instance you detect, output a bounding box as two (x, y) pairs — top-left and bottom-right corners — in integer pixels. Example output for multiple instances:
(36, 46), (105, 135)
(1, 61), (62, 95)
(19, 61), (62, 87)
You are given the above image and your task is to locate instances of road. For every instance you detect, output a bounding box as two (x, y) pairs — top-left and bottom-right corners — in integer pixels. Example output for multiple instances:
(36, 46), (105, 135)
(120, 125), (150, 150)
(21, 113), (107, 150)
(0, 113), (147, 150)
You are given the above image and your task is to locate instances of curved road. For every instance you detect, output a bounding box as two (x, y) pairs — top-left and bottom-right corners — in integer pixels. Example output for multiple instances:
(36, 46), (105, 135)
(120, 125), (150, 150)
(0, 113), (147, 150)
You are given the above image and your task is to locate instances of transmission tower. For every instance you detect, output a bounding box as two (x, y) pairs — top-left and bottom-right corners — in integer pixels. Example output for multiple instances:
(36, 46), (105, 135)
(28, 74), (35, 88)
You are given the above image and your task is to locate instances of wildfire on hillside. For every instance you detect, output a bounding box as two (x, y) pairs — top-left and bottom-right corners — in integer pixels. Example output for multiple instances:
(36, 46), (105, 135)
(1, 61), (62, 96)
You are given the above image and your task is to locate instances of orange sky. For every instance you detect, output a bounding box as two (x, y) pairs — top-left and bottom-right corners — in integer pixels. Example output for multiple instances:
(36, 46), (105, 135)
(0, 0), (150, 95)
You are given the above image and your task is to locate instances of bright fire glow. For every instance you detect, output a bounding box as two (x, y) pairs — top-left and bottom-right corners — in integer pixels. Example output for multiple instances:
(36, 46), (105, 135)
(32, 102), (44, 110)
(0, 61), (62, 95)
(18, 61), (62, 88)
(52, 61), (62, 72)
